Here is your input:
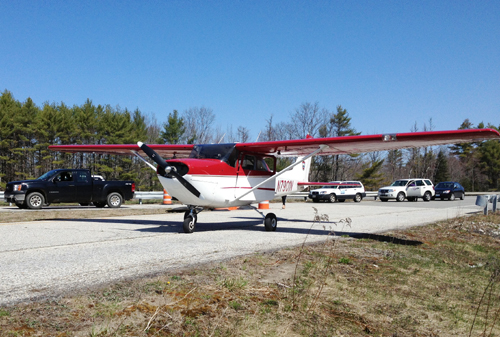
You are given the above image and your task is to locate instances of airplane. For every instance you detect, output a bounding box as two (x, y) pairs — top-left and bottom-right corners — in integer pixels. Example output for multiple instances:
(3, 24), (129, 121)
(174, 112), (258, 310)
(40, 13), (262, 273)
(49, 128), (500, 233)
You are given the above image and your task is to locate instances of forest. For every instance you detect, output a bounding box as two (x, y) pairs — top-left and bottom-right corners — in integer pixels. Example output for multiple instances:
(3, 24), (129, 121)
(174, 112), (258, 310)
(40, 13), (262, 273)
(1, 90), (499, 192)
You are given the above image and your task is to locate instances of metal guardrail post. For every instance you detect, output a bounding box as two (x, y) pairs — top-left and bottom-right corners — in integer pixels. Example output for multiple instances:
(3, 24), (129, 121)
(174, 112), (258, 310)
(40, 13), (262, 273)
(475, 195), (489, 215)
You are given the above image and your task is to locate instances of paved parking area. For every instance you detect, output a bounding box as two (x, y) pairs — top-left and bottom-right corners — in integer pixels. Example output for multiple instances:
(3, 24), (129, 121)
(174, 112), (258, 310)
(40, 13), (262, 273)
(0, 197), (485, 306)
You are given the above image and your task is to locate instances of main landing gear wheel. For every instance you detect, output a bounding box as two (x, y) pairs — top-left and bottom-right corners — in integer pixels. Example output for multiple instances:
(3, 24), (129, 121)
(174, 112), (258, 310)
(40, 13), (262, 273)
(183, 214), (197, 233)
(264, 213), (277, 231)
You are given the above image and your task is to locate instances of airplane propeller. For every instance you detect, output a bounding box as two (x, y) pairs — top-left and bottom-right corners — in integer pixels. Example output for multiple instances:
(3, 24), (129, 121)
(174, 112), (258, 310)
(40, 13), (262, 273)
(137, 142), (201, 198)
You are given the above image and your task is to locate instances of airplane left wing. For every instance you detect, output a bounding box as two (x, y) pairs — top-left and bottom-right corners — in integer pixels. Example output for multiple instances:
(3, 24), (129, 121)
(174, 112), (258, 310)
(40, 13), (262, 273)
(235, 128), (500, 157)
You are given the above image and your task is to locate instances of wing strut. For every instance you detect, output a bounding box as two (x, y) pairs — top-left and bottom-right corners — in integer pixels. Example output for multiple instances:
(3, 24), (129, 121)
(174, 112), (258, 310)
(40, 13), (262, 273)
(131, 150), (157, 171)
(234, 144), (328, 201)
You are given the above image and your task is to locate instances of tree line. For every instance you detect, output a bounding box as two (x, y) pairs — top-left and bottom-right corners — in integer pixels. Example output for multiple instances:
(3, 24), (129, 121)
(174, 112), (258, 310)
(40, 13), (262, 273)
(1, 90), (499, 192)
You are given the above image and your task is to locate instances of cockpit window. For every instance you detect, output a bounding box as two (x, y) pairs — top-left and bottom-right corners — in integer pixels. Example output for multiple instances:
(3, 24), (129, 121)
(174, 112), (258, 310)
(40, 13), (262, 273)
(240, 154), (271, 172)
(189, 143), (240, 167)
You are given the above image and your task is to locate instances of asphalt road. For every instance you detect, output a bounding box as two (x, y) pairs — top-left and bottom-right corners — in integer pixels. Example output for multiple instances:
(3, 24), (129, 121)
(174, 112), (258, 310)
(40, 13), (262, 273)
(0, 197), (486, 306)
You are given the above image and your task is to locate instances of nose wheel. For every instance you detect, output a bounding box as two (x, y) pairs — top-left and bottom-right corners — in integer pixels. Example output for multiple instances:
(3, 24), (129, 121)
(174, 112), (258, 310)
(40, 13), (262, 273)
(183, 207), (202, 233)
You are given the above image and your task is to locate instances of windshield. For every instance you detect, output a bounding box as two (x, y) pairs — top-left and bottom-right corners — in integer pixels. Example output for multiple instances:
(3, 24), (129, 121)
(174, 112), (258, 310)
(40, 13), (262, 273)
(390, 180), (409, 187)
(436, 182), (453, 188)
(37, 170), (59, 181)
(189, 143), (239, 167)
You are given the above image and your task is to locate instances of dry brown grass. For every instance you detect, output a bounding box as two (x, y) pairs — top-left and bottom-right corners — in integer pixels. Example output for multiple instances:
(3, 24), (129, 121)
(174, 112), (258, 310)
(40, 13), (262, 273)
(1, 212), (500, 336)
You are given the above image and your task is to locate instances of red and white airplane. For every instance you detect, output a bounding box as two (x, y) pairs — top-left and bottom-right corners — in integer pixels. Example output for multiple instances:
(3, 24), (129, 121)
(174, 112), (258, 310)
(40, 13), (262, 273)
(49, 128), (500, 233)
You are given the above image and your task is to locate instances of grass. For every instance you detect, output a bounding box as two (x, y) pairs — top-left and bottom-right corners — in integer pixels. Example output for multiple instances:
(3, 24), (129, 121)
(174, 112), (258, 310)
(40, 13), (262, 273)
(1, 213), (500, 336)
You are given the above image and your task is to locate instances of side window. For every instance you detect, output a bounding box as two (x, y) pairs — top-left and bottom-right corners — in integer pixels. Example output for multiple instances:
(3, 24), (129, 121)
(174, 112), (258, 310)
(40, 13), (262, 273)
(255, 158), (270, 172)
(424, 180), (432, 186)
(242, 155), (255, 170)
(76, 171), (90, 183)
(56, 172), (73, 182)
(416, 180), (425, 187)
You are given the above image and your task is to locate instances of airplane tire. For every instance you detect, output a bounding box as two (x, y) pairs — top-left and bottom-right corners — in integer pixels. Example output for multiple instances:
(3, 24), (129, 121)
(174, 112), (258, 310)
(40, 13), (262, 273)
(264, 213), (277, 232)
(183, 214), (197, 233)
(26, 192), (44, 209)
(107, 192), (123, 208)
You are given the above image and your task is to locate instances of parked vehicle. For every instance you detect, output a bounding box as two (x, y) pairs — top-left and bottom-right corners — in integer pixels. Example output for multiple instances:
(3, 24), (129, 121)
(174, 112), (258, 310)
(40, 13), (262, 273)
(4, 169), (135, 209)
(378, 178), (434, 202)
(308, 181), (366, 203)
(434, 181), (465, 201)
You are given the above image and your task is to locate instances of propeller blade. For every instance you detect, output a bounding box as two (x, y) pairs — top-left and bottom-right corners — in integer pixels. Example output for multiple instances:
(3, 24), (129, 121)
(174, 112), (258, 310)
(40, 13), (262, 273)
(168, 169), (201, 198)
(137, 142), (201, 198)
(137, 142), (168, 169)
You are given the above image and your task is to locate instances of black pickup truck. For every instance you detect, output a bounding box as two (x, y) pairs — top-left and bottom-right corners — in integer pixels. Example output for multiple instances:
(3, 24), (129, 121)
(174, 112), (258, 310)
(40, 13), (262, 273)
(4, 169), (135, 209)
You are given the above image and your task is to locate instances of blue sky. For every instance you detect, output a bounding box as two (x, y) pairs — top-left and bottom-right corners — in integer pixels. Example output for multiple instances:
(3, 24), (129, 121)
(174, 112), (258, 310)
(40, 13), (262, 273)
(1, 0), (498, 141)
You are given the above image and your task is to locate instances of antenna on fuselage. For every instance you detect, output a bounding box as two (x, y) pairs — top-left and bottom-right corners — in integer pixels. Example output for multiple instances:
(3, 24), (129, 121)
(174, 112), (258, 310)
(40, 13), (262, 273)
(218, 134), (226, 144)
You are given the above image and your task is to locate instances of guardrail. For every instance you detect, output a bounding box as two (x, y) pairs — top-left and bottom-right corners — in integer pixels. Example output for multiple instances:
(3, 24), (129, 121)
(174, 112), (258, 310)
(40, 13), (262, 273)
(2, 191), (499, 207)
(475, 194), (500, 215)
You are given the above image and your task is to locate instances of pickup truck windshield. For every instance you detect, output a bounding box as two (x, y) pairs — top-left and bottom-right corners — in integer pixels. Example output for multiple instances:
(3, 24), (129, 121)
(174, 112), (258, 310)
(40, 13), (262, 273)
(37, 170), (59, 181)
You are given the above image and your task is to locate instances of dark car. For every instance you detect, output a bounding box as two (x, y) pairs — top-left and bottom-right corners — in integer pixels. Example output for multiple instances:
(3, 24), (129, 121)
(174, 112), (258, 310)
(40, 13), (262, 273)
(434, 181), (465, 201)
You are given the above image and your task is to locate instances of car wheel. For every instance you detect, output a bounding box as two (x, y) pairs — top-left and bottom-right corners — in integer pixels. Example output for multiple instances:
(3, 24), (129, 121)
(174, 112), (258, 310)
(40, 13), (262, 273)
(423, 191), (431, 202)
(396, 192), (405, 202)
(449, 193), (455, 201)
(183, 214), (197, 233)
(354, 193), (362, 202)
(329, 194), (336, 203)
(107, 192), (123, 208)
(26, 192), (44, 209)
(380, 198), (388, 202)
(460, 192), (465, 200)
(264, 213), (277, 231)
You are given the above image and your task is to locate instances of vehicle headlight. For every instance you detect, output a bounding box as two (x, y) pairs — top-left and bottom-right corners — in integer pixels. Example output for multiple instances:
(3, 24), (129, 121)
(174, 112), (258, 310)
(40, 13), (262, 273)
(320, 191), (327, 194)
(443, 190), (450, 194)
(13, 184), (26, 191)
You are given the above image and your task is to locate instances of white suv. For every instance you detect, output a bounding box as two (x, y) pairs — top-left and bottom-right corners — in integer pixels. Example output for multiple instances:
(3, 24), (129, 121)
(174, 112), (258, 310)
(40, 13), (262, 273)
(378, 179), (434, 202)
(308, 181), (366, 203)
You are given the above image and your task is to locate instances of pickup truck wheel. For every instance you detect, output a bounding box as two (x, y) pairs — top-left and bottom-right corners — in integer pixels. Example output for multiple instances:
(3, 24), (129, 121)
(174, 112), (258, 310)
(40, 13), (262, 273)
(396, 192), (405, 202)
(354, 193), (362, 202)
(26, 192), (44, 209)
(107, 192), (123, 208)
(328, 194), (336, 203)
(423, 191), (432, 202)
